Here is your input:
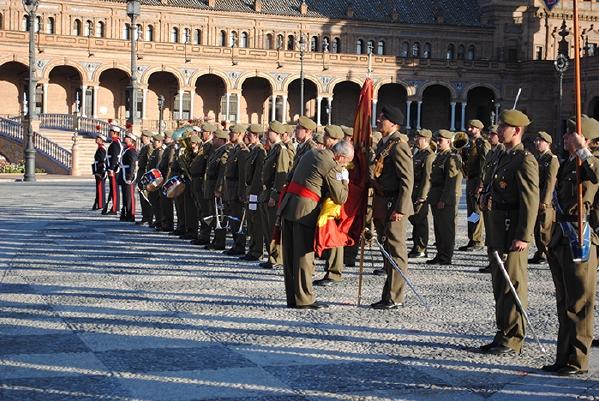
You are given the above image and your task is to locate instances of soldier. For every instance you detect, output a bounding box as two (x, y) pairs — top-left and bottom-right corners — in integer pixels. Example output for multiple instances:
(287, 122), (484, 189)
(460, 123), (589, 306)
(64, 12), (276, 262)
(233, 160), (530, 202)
(282, 123), (296, 162)
(169, 132), (189, 237)
(158, 130), (176, 231)
(91, 133), (107, 211)
(203, 129), (232, 251)
(241, 124), (267, 261)
(288, 116), (317, 180)
(479, 109), (539, 356)
(180, 134), (202, 240)
(259, 121), (291, 269)
(426, 130), (462, 266)
(118, 132), (138, 222)
(542, 115), (599, 376)
(147, 134), (164, 229)
(102, 125), (123, 216)
(223, 124), (250, 255)
(459, 119), (491, 251)
(528, 132), (559, 265)
(279, 140), (352, 309)
(135, 130), (154, 225)
(369, 106), (414, 309)
(190, 123), (216, 246)
(408, 129), (435, 258)
(341, 125), (361, 267)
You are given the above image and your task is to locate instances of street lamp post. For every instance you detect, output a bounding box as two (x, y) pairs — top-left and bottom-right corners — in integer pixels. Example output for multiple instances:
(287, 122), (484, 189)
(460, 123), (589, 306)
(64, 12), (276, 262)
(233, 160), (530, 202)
(157, 95), (165, 137)
(299, 35), (306, 117)
(127, 0), (140, 128)
(23, 0), (39, 182)
(555, 53), (568, 159)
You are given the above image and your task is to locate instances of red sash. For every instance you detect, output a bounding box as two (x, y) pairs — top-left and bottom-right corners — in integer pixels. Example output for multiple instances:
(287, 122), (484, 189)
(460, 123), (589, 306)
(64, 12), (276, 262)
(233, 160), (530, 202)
(286, 181), (320, 203)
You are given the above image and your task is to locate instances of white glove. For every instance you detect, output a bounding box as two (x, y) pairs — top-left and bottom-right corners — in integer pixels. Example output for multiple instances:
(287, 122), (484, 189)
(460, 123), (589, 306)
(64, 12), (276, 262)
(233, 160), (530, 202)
(341, 168), (349, 182)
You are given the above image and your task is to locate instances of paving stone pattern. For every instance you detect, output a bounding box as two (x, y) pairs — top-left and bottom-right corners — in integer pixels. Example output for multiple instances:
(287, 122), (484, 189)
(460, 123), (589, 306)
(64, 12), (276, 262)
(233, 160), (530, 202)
(0, 179), (598, 400)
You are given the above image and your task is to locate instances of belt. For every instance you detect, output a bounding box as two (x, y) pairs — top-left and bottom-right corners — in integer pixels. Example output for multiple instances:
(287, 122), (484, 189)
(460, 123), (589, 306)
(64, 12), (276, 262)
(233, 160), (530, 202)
(491, 202), (519, 211)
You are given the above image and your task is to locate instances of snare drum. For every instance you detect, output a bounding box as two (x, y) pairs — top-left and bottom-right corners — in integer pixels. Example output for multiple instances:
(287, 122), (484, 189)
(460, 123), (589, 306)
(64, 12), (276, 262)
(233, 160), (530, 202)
(141, 168), (164, 191)
(162, 176), (186, 198)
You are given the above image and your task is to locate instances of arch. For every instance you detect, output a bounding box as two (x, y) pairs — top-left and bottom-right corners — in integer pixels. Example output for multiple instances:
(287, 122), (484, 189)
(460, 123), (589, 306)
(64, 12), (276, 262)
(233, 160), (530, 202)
(241, 76), (273, 124)
(372, 78), (410, 98)
(193, 73), (227, 121)
(461, 82), (501, 103)
(189, 69), (232, 91)
(22, 15), (28, 31)
(281, 74), (323, 94)
(91, 63), (130, 83)
(230, 31), (239, 47)
(326, 75), (364, 94)
(183, 28), (191, 43)
(35, 16), (41, 33)
(41, 59), (86, 82)
(236, 71), (276, 91)
(416, 80), (458, 100)
(276, 34), (283, 50)
(138, 65), (185, 87)
(311, 36), (318, 52)
(412, 42), (420, 57)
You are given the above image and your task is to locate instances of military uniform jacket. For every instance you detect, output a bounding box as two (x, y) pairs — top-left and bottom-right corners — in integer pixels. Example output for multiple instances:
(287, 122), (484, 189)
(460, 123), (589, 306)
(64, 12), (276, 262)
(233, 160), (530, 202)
(537, 150), (559, 206)
(465, 136), (491, 187)
(371, 131), (414, 219)
(287, 138), (317, 183)
(159, 143), (176, 179)
(147, 147), (163, 171)
(224, 143), (249, 201)
(260, 141), (291, 203)
(284, 139), (296, 166)
(244, 143), (266, 198)
(481, 145), (505, 190)
(279, 148), (348, 227)
(487, 143), (539, 248)
(118, 145), (138, 184)
(107, 138), (123, 173)
(428, 149), (462, 205)
(411, 146), (434, 202)
(203, 143), (231, 199)
(92, 144), (107, 176)
(136, 143), (153, 182)
(190, 140), (212, 193)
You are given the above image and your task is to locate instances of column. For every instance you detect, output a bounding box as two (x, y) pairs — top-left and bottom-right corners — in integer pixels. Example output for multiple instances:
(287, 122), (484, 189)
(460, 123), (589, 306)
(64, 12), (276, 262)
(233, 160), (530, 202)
(405, 100), (412, 129)
(80, 85), (87, 117)
(371, 99), (378, 128)
(225, 93), (231, 122)
(494, 103), (501, 124)
(178, 89), (184, 120)
(271, 94), (277, 121)
(316, 96), (322, 126)
(416, 101), (422, 130)
(460, 102), (467, 131)
(449, 102), (456, 131)
(327, 97), (333, 125)
(93, 86), (99, 118)
(282, 95), (288, 123)
(142, 88), (148, 120)
(42, 83), (49, 114)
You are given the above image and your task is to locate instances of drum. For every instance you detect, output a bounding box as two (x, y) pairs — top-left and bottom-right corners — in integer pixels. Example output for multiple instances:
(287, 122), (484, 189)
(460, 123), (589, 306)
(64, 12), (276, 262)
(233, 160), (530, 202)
(162, 176), (186, 198)
(141, 168), (164, 191)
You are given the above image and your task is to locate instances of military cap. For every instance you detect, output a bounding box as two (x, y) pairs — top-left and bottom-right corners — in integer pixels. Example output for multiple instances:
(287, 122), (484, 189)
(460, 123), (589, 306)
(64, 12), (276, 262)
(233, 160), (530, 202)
(536, 131), (553, 143)
(125, 131), (138, 141)
(229, 124), (246, 134)
(381, 105), (404, 126)
(214, 129), (229, 140)
(141, 129), (154, 138)
(341, 125), (354, 137)
(567, 115), (599, 140)
(436, 129), (453, 139)
(190, 135), (202, 144)
(247, 124), (265, 135)
(469, 119), (484, 129)
(202, 122), (217, 133)
(487, 125), (498, 134)
(372, 131), (382, 144)
(324, 125), (344, 139)
(499, 109), (531, 127)
(313, 133), (324, 145)
(416, 129), (432, 139)
(164, 130), (174, 138)
(284, 124), (295, 134)
(297, 116), (317, 131)
(109, 125), (121, 133)
(269, 121), (286, 135)
(152, 134), (163, 141)
(192, 126), (202, 133)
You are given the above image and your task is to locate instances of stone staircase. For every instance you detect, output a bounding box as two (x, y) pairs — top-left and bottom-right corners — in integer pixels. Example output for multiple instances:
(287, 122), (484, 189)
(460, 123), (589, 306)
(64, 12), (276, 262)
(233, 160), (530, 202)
(38, 128), (97, 175)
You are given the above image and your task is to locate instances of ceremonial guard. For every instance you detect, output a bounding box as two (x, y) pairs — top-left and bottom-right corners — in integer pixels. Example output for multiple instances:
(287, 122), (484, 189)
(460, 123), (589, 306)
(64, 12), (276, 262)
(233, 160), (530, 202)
(479, 109), (539, 355)
(259, 121), (291, 269)
(241, 124), (267, 261)
(158, 130), (176, 231)
(203, 129), (232, 250)
(92, 133), (107, 211)
(369, 106), (414, 309)
(102, 125), (123, 216)
(147, 134), (164, 229)
(529, 132), (559, 265)
(279, 140), (353, 309)
(135, 130), (154, 225)
(408, 129), (435, 258)
(543, 115), (599, 376)
(190, 123), (216, 245)
(459, 119), (491, 251)
(118, 132), (138, 222)
(223, 124), (249, 255)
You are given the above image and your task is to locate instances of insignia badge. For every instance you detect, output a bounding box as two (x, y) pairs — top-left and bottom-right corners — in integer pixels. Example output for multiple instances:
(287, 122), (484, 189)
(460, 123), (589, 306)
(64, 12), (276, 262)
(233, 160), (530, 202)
(499, 181), (507, 189)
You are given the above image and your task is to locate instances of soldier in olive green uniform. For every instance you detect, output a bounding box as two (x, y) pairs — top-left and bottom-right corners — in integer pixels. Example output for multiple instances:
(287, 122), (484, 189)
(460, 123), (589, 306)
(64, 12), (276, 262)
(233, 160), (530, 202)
(242, 124), (267, 261)
(158, 130), (176, 231)
(369, 106), (414, 309)
(136, 130), (154, 225)
(203, 130), (232, 250)
(529, 132), (559, 264)
(146, 134), (164, 229)
(180, 134), (201, 239)
(480, 109), (539, 355)
(408, 129), (435, 258)
(543, 116), (599, 376)
(282, 124), (296, 163)
(259, 121), (291, 269)
(223, 124), (249, 255)
(426, 130), (462, 265)
(288, 116), (317, 182)
(459, 119), (491, 251)
(190, 123), (216, 245)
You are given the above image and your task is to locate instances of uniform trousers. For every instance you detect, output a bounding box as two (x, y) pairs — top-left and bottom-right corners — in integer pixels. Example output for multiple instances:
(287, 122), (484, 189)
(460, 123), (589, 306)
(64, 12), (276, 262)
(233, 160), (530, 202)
(260, 201), (282, 265)
(206, 196), (226, 248)
(195, 194), (211, 242)
(174, 193), (186, 232)
(228, 198), (246, 252)
(138, 188), (152, 222)
(323, 247), (344, 281)
(106, 173), (120, 213)
(120, 183), (135, 220)
(374, 217), (408, 304)
(466, 179), (484, 246)
(183, 186), (198, 238)
(94, 175), (106, 210)
(408, 202), (429, 253)
(282, 218), (316, 307)
(483, 209), (500, 270)
(532, 207), (554, 260)
(148, 190), (162, 226)
(246, 207), (264, 258)
(547, 241), (597, 370)
(160, 192), (174, 230)
(431, 203), (458, 263)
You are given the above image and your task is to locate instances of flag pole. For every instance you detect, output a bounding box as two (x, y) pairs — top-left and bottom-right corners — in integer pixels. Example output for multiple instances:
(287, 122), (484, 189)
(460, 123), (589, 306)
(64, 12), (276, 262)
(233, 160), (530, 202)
(573, 0), (584, 245)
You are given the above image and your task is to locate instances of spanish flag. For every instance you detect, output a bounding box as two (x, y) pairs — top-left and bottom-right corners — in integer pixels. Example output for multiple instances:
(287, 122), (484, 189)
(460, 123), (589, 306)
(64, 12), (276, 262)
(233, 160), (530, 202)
(314, 198), (349, 257)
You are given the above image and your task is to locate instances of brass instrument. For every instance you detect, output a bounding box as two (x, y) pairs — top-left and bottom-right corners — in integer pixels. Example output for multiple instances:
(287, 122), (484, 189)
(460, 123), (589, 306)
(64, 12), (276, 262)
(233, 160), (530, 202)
(451, 131), (469, 174)
(429, 140), (437, 153)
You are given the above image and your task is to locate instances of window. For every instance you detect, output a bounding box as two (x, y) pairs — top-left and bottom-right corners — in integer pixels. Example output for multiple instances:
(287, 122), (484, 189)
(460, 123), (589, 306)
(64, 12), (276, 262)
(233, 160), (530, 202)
(96, 21), (104, 38)
(311, 36), (318, 52)
(332, 37), (340, 53)
(467, 45), (475, 60)
(183, 28), (191, 43)
(35, 16), (41, 33)
(446, 44), (454, 59)
(73, 20), (81, 36)
(287, 35), (294, 50)
(276, 34), (283, 49)
(22, 15), (28, 31)
(145, 25), (154, 42)
(84, 20), (93, 37)
(46, 17), (55, 34)
(230, 31), (238, 47)
(367, 40), (375, 54)
(412, 42), (420, 57)
(221, 94), (238, 122)
(240, 32), (248, 48)
(123, 23), (130, 40)
(401, 41), (409, 57)
(265, 33), (272, 49)
(377, 40), (385, 55)
(322, 36), (330, 52)
(172, 27), (179, 43)
(457, 44), (465, 59)
(219, 30), (226, 46)
(356, 39), (363, 54)
(423, 42), (431, 59)
(174, 92), (191, 120)
(194, 29), (201, 45)
(0, 14), (3, 30)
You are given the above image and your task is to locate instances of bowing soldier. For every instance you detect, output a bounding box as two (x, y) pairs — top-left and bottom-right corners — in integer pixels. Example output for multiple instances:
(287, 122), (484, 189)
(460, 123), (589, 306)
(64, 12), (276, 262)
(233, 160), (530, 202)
(190, 123), (216, 246)
(135, 130), (154, 225)
(118, 132), (138, 222)
(92, 133), (107, 211)
(102, 125), (123, 216)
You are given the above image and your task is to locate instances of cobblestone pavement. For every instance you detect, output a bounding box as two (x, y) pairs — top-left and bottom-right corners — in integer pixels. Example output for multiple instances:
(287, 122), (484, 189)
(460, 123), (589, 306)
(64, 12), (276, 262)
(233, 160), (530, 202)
(1, 177), (598, 400)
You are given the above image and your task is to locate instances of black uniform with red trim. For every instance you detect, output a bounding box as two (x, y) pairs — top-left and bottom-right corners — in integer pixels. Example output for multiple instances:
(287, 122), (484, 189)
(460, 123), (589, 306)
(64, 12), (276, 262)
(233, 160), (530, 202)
(104, 137), (123, 214)
(118, 143), (138, 222)
(92, 142), (107, 210)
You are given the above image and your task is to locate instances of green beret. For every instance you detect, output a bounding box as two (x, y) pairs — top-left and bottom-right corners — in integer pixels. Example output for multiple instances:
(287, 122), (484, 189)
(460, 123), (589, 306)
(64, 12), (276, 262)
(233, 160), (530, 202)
(499, 109), (531, 127)
(141, 129), (154, 138)
(313, 133), (324, 145)
(190, 135), (202, 144)
(469, 119), (484, 129)
(164, 130), (174, 138)
(324, 125), (344, 139)
(341, 125), (354, 136)
(214, 130), (229, 140)
(381, 105), (404, 126)
(567, 115), (599, 140)
(436, 129), (453, 139)
(202, 123), (217, 133)
(487, 125), (498, 134)
(416, 129), (432, 139)
(297, 116), (317, 131)
(536, 131), (553, 143)
(284, 124), (295, 134)
(152, 134), (163, 141)
(230, 124), (246, 134)
(269, 121), (286, 135)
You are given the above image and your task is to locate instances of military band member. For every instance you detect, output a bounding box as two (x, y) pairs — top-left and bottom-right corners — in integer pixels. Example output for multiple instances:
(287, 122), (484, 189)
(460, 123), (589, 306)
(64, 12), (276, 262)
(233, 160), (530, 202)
(118, 132), (138, 222)
(180, 134), (202, 240)
(459, 119), (490, 251)
(92, 133), (107, 211)
(135, 130), (154, 225)
(158, 130), (176, 231)
(426, 130), (462, 266)
(147, 134), (164, 229)
(102, 125), (123, 216)
(529, 132), (559, 265)
(369, 106), (414, 309)
(543, 115), (599, 376)
(479, 109), (539, 355)
(190, 123), (216, 245)
(169, 134), (188, 237)
(408, 129), (435, 258)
